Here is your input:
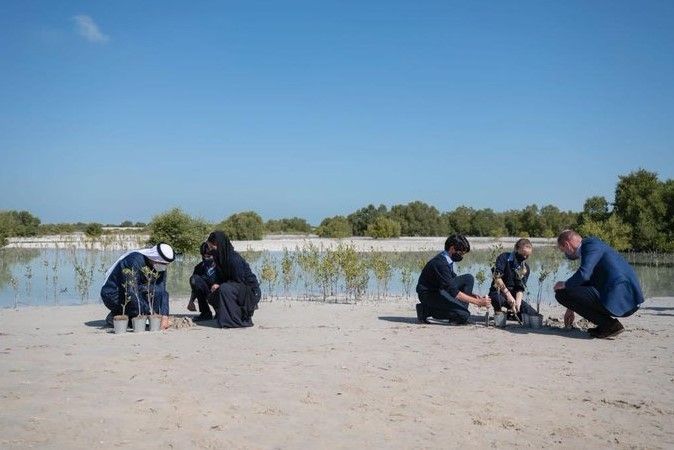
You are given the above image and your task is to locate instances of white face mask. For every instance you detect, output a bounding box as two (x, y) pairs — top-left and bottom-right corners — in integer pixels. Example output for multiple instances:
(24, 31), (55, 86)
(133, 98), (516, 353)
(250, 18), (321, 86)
(154, 263), (168, 272)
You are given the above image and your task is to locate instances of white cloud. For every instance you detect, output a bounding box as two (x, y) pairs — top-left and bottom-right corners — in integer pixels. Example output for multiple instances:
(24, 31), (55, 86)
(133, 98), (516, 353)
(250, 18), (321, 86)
(72, 14), (110, 43)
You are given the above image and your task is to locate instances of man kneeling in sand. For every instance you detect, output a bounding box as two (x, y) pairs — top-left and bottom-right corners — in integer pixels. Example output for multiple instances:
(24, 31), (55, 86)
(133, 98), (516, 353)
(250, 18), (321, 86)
(415, 234), (491, 324)
(554, 230), (644, 339)
(101, 243), (175, 330)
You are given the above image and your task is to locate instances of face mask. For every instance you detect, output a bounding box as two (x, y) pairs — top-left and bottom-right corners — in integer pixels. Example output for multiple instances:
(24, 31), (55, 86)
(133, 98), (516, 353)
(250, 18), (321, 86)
(564, 251), (579, 261)
(450, 252), (463, 262)
(564, 245), (580, 260)
(202, 256), (214, 265)
(154, 263), (168, 272)
(515, 253), (527, 263)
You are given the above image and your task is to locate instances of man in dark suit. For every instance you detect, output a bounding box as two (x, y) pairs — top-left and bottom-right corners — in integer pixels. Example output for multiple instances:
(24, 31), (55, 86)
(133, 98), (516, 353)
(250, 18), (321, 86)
(554, 230), (644, 339)
(415, 234), (491, 324)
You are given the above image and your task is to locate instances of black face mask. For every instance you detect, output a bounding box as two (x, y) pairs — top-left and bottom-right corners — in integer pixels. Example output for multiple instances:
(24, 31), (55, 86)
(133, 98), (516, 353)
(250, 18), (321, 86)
(450, 252), (464, 262)
(515, 253), (527, 263)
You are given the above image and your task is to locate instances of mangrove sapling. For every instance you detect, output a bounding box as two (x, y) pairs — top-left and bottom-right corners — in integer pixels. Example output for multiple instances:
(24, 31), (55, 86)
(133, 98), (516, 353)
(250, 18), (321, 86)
(23, 265), (32, 303)
(281, 249), (295, 298)
(370, 252), (393, 300)
(296, 243), (320, 299)
(488, 244), (504, 267)
(399, 260), (416, 299)
(352, 261), (369, 301)
(140, 266), (161, 331)
(122, 267), (146, 332)
(51, 260), (59, 304)
(335, 244), (368, 302)
(42, 259), (49, 303)
(74, 261), (94, 304)
(260, 253), (278, 301)
(140, 266), (159, 314)
(9, 275), (19, 309)
(475, 268), (487, 294)
(536, 264), (552, 315)
(474, 268), (491, 326)
(314, 249), (339, 302)
(112, 268), (136, 333)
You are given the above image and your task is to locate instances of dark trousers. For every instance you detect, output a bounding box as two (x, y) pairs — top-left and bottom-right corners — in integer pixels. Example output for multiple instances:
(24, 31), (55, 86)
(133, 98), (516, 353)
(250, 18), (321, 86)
(555, 286), (614, 327)
(189, 275), (213, 316)
(418, 274), (474, 324)
(490, 291), (537, 316)
(208, 282), (262, 328)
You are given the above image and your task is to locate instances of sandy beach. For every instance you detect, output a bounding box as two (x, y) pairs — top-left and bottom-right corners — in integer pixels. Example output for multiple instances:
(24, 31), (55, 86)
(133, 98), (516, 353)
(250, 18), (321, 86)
(6, 234), (557, 252)
(0, 297), (672, 449)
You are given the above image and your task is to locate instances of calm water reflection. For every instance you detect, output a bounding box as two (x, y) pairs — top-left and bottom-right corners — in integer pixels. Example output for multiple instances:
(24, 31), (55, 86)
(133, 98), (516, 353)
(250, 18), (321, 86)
(0, 247), (672, 308)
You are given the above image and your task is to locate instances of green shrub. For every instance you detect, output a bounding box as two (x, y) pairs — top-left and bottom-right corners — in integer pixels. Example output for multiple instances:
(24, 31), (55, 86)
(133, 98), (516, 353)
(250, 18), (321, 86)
(218, 211), (265, 240)
(0, 210), (41, 238)
(265, 217), (312, 234)
(366, 216), (401, 239)
(578, 215), (632, 251)
(85, 223), (103, 238)
(148, 208), (210, 255)
(316, 216), (351, 238)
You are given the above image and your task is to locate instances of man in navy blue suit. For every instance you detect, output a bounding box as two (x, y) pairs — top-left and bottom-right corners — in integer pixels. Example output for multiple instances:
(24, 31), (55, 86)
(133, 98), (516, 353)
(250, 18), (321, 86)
(553, 230), (644, 339)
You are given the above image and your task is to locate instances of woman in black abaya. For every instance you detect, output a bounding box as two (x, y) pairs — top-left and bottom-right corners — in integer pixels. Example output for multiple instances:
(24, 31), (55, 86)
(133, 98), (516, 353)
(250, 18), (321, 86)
(205, 231), (261, 328)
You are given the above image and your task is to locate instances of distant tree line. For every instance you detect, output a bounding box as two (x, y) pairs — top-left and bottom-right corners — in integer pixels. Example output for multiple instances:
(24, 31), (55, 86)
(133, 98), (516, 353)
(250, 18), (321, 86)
(1, 170), (671, 252)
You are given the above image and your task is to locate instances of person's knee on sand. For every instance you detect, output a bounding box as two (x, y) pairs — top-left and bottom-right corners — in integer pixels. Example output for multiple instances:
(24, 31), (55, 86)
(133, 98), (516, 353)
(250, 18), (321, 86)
(553, 230), (643, 338)
(415, 235), (490, 324)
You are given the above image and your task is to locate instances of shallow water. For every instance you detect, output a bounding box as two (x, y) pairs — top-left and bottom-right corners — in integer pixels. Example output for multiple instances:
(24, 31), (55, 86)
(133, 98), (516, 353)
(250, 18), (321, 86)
(0, 247), (672, 308)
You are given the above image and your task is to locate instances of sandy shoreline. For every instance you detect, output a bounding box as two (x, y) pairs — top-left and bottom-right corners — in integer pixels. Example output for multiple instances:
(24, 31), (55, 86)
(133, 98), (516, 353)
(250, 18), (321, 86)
(0, 297), (672, 449)
(5, 234), (556, 252)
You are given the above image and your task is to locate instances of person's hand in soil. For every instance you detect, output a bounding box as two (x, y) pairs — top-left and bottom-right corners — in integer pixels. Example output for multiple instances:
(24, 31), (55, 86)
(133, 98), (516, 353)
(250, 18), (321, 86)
(187, 300), (196, 312)
(160, 315), (170, 330)
(210, 284), (220, 293)
(475, 295), (491, 308)
(505, 296), (516, 311)
(564, 308), (575, 328)
(502, 289), (516, 312)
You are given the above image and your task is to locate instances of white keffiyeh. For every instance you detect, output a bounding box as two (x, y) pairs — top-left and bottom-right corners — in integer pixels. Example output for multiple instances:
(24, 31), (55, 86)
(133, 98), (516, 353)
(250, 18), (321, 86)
(103, 243), (174, 283)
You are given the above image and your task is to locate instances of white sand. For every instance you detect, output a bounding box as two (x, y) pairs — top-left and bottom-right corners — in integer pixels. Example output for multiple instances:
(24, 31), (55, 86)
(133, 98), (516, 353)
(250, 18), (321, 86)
(1, 297), (672, 449)
(6, 234), (556, 252)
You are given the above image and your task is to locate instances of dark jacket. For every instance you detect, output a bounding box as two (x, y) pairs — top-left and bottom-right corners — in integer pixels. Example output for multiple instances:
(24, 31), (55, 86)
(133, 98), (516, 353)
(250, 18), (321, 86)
(214, 250), (260, 289)
(416, 252), (461, 297)
(192, 260), (217, 286)
(100, 252), (169, 315)
(489, 252), (530, 296)
(565, 237), (644, 317)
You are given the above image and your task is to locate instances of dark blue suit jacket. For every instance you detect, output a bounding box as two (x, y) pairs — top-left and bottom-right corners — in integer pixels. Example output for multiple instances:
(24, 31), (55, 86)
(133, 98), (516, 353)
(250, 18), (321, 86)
(565, 237), (644, 317)
(415, 252), (461, 297)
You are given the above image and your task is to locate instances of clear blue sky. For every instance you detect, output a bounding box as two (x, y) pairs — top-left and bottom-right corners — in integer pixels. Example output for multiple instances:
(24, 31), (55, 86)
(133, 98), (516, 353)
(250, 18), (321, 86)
(1, 0), (673, 225)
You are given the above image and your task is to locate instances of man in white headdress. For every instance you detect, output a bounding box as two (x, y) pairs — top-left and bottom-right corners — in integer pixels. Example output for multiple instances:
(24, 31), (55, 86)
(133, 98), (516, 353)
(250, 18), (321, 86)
(101, 242), (175, 330)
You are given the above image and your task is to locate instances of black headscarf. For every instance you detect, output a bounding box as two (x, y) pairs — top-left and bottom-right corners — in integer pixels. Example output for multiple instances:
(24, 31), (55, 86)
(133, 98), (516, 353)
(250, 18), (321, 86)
(207, 231), (236, 281)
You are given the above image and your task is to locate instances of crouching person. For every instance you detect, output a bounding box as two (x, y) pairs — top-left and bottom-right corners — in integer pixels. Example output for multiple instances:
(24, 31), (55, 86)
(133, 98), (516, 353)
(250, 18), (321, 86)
(101, 243), (175, 330)
(206, 231), (261, 328)
(187, 242), (217, 321)
(554, 230), (644, 339)
(489, 238), (538, 320)
(415, 234), (491, 324)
